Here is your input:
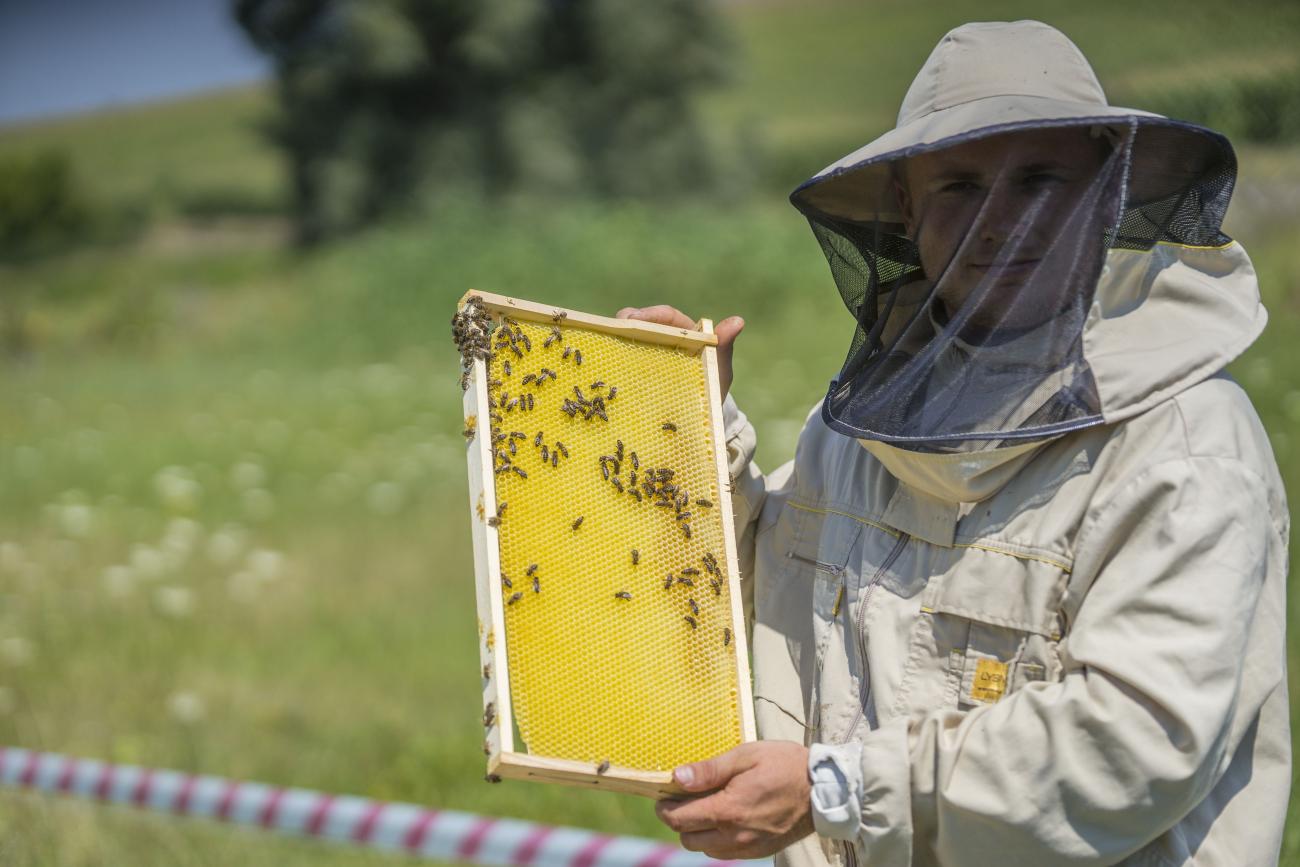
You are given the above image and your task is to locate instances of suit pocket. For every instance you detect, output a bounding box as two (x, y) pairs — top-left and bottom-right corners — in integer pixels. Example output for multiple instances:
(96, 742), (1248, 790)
(906, 550), (1067, 713)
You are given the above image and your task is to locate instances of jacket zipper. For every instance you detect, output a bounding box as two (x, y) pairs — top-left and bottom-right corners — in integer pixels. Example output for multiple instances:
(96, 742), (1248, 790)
(843, 532), (910, 739)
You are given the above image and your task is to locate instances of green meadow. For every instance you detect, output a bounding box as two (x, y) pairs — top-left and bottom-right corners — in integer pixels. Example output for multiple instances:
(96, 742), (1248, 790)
(2, 2), (1299, 864)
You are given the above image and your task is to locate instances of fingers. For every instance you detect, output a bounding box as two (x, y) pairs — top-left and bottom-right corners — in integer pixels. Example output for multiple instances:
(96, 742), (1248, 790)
(655, 796), (721, 833)
(615, 305), (697, 330)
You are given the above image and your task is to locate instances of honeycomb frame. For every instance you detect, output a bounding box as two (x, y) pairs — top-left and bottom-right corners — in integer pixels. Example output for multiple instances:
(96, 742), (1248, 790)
(459, 290), (756, 799)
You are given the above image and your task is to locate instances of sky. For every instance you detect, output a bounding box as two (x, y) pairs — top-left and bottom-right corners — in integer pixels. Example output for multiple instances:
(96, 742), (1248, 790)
(0, 0), (269, 126)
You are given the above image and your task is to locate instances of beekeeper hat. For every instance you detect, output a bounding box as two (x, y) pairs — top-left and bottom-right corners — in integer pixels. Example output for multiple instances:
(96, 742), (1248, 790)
(792, 20), (1231, 225)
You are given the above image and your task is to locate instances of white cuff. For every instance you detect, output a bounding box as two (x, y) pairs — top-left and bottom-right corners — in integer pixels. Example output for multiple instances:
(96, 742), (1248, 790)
(808, 741), (864, 841)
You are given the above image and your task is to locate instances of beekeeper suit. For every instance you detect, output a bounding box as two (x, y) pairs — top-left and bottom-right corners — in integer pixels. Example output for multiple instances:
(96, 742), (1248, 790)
(726, 20), (1289, 867)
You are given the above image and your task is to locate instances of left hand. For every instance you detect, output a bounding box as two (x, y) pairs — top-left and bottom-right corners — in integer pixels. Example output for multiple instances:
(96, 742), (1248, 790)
(655, 741), (814, 859)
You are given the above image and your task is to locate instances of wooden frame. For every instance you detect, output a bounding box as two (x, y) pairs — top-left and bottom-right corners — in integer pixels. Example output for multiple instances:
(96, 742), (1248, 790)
(460, 290), (755, 799)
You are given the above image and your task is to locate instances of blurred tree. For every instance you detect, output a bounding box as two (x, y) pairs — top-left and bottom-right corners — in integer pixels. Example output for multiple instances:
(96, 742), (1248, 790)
(0, 150), (92, 358)
(234, 0), (734, 244)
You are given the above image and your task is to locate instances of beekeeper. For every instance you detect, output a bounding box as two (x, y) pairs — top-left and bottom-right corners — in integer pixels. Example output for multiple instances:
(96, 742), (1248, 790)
(620, 20), (1290, 867)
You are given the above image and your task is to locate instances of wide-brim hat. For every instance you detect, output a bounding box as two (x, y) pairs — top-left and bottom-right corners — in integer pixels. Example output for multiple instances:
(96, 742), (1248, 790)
(790, 20), (1234, 225)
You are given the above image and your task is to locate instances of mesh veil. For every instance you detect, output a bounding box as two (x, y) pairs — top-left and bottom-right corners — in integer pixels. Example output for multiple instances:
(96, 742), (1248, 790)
(791, 118), (1236, 452)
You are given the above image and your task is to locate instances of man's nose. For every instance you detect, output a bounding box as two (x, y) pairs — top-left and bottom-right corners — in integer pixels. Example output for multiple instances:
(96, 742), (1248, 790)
(974, 179), (1041, 248)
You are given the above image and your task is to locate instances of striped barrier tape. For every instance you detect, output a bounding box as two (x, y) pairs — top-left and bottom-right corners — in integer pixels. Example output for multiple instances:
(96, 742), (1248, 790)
(0, 747), (772, 867)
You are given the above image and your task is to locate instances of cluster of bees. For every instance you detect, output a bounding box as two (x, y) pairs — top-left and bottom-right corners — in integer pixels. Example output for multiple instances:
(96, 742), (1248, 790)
(453, 297), (734, 649)
(597, 438), (711, 540)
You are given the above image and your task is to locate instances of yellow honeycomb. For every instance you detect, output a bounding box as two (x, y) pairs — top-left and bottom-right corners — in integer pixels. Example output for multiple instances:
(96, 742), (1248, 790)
(486, 317), (741, 772)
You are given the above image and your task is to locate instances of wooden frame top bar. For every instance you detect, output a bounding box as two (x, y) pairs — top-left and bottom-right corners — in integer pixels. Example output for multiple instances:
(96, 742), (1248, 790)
(459, 290), (719, 351)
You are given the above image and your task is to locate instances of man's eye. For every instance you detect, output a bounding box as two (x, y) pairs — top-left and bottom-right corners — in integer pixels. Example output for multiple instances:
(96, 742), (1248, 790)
(1024, 173), (1065, 187)
(940, 180), (979, 193)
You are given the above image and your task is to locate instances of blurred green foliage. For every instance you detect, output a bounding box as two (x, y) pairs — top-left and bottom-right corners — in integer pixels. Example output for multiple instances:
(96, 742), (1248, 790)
(234, 0), (736, 243)
(1144, 66), (1300, 145)
(0, 151), (90, 263)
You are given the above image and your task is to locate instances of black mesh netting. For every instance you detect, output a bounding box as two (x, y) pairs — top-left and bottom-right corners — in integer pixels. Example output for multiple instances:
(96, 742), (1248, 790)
(790, 118), (1237, 452)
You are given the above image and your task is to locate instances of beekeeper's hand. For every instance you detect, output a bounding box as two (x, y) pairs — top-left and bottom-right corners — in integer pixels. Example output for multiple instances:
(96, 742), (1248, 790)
(654, 741), (813, 859)
(615, 306), (745, 399)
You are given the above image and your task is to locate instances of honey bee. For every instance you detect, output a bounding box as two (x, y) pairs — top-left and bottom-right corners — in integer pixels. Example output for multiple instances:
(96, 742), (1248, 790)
(630, 489), (643, 501)
(508, 440), (516, 456)
(631, 549), (639, 565)
(526, 394), (534, 410)
(504, 360), (513, 377)
(591, 381), (605, 389)
(522, 373), (536, 385)
(551, 450), (558, 468)
(502, 575), (513, 589)
(607, 386), (617, 401)
(572, 515), (584, 530)
(483, 663), (491, 679)
(711, 578), (722, 596)
(630, 452), (638, 470)
(485, 773), (503, 784)
(512, 465), (528, 479)
(688, 598), (699, 615)
(541, 445), (549, 462)
(662, 422), (677, 432)
(664, 573), (675, 590)
(483, 702), (496, 727)
(615, 440), (624, 460)
(498, 502), (508, 515)
(563, 347), (572, 360)
(507, 592), (523, 605)
(535, 431), (544, 447)
(677, 576), (694, 588)
(518, 332), (532, 352)
(487, 516), (501, 527)
(552, 310), (568, 323)
(532, 576), (540, 593)
(596, 759), (610, 775)
(681, 567), (700, 576)
(614, 591), (632, 600)
(695, 498), (714, 508)
(684, 615), (697, 629)
(682, 524), (692, 539)
(575, 350), (583, 365)
(527, 564), (539, 576)
(555, 442), (568, 458)
(611, 478), (624, 493)
(724, 627), (732, 647)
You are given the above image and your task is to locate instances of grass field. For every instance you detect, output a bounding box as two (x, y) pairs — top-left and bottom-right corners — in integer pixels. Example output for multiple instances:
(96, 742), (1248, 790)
(2, 1), (1299, 864)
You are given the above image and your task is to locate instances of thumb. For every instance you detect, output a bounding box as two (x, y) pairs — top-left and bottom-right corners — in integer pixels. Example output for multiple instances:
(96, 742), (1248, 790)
(715, 315), (744, 349)
(673, 744), (755, 793)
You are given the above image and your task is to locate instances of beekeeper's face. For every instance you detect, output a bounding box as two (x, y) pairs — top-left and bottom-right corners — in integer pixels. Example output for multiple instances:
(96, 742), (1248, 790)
(896, 127), (1111, 334)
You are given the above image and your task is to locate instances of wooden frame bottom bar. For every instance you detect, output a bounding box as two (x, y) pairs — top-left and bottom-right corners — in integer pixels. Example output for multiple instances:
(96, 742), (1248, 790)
(490, 753), (688, 800)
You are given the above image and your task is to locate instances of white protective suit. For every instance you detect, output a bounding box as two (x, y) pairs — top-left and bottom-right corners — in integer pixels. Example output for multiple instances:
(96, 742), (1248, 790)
(725, 21), (1291, 867)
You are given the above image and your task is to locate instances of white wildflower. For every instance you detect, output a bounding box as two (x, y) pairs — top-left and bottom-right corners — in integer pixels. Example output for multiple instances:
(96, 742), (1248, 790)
(367, 481), (405, 515)
(206, 525), (247, 565)
(130, 544), (167, 580)
(154, 467), (202, 513)
(247, 549), (284, 582)
(102, 565), (135, 598)
(154, 585), (195, 619)
(166, 690), (206, 724)
(0, 637), (34, 668)
(230, 461), (267, 491)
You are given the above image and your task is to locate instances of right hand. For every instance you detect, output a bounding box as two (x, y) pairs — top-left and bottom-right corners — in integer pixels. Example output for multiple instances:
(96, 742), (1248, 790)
(615, 305), (745, 400)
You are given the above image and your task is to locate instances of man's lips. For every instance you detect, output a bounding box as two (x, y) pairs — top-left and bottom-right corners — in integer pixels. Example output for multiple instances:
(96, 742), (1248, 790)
(969, 258), (1042, 271)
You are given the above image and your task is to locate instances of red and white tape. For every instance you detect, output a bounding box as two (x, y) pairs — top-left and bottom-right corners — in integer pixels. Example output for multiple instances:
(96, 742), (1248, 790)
(0, 747), (768, 867)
